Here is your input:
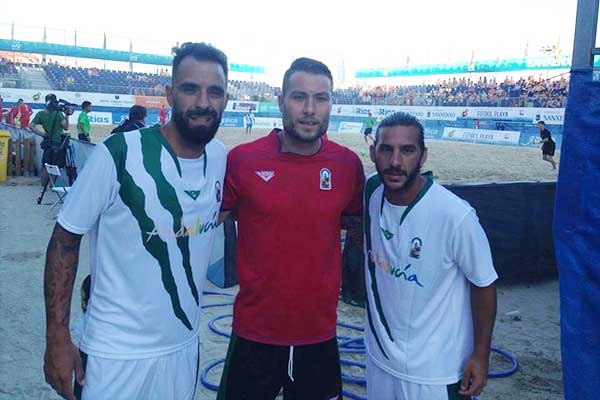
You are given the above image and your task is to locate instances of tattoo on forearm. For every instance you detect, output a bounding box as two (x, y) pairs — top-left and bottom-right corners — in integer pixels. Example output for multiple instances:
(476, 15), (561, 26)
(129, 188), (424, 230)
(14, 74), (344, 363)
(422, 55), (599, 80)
(44, 224), (82, 337)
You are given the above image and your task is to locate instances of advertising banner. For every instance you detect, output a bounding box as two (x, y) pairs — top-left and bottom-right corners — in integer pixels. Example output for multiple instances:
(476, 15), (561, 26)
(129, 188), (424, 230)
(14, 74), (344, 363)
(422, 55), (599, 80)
(0, 88), (135, 108)
(442, 127), (521, 145)
(134, 95), (169, 109)
(226, 101), (259, 113)
(338, 121), (363, 133)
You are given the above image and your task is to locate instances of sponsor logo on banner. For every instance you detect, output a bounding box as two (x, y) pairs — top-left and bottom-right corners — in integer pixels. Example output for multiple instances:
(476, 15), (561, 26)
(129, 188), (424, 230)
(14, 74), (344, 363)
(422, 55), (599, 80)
(520, 133), (544, 147)
(220, 116), (242, 128)
(0, 88), (135, 108)
(254, 117), (282, 129)
(442, 127), (520, 145)
(338, 121), (363, 133)
(460, 107), (533, 121)
(92, 94), (135, 108)
(331, 104), (458, 121)
(71, 111), (113, 125)
(258, 102), (281, 114)
(424, 109), (458, 121)
(227, 101), (259, 113)
(135, 96), (169, 109)
(424, 128), (440, 139)
(532, 109), (565, 125)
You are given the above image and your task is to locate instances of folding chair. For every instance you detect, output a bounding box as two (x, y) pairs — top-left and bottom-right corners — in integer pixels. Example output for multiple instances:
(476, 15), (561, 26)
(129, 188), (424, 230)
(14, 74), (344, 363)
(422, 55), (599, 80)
(44, 163), (71, 218)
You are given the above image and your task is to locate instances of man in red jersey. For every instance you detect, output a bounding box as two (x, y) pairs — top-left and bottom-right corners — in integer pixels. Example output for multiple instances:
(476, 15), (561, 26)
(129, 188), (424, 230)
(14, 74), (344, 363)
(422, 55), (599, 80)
(217, 58), (364, 400)
(159, 104), (167, 125)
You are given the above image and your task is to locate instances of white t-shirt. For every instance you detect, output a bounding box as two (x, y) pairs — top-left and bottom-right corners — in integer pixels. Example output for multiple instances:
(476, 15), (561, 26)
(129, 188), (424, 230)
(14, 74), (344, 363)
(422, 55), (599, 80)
(58, 125), (226, 359)
(363, 173), (498, 385)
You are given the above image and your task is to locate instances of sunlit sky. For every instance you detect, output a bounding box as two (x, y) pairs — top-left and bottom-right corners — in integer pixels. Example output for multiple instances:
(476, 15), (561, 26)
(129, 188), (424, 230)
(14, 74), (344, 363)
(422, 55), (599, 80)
(0, 0), (588, 85)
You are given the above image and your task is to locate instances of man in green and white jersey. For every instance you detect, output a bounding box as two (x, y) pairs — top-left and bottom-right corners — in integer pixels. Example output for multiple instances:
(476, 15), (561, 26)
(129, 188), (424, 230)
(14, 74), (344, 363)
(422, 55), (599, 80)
(364, 112), (498, 400)
(43, 42), (230, 400)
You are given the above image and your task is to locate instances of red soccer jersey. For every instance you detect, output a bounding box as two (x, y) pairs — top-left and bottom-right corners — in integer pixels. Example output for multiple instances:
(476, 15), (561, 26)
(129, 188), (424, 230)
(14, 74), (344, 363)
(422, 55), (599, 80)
(20, 104), (32, 128)
(222, 129), (364, 345)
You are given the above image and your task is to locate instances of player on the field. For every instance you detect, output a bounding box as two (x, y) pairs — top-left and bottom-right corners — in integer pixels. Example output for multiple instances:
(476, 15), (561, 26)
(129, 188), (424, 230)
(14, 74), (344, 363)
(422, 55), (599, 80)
(538, 121), (557, 170)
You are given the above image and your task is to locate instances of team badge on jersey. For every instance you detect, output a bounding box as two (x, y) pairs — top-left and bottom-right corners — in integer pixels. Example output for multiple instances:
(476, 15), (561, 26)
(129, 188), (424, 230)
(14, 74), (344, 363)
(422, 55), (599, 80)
(320, 168), (332, 190)
(215, 181), (222, 202)
(409, 237), (422, 259)
(256, 171), (275, 182)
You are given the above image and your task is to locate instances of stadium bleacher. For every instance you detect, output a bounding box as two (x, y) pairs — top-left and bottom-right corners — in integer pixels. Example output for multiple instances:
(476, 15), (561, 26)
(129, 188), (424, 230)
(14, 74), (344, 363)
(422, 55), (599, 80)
(1, 59), (568, 108)
(0, 57), (22, 88)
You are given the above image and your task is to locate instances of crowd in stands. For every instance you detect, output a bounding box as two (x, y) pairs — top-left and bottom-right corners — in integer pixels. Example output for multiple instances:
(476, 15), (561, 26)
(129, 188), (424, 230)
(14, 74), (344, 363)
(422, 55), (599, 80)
(0, 57), (22, 88)
(334, 76), (569, 108)
(0, 60), (568, 108)
(43, 63), (170, 96)
(229, 79), (281, 102)
(228, 75), (568, 108)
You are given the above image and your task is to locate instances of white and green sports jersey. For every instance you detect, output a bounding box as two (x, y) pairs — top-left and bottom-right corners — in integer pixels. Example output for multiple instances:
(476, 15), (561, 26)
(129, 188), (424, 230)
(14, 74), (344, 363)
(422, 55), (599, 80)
(58, 125), (226, 359)
(363, 173), (498, 385)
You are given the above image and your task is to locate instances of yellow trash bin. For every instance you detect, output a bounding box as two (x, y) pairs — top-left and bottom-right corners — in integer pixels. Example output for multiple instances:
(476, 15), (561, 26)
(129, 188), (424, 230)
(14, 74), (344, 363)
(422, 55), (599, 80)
(0, 130), (10, 182)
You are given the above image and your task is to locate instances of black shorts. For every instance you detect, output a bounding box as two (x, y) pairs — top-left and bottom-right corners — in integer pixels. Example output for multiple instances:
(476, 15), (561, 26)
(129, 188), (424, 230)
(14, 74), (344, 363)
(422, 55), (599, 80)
(42, 147), (66, 168)
(78, 134), (90, 142)
(364, 127), (373, 135)
(217, 334), (342, 400)
(542, 141), (556, 156)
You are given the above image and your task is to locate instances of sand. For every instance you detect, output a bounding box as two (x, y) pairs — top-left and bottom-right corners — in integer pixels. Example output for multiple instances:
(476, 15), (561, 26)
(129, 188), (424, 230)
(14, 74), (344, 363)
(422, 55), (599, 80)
(88, 126), (560, 184)
(0, 127), (562, 399)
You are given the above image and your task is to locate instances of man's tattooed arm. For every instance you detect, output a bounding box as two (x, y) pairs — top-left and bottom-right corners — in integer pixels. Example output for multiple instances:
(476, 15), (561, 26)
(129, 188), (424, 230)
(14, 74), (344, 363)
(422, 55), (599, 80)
(43, 223), (85, 400)
(44, 223), (83, 341)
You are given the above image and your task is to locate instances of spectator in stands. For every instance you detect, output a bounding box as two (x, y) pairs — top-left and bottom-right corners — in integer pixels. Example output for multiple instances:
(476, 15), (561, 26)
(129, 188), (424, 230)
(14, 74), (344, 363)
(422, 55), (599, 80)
(159, 104), (167, 125)
(110, 105), (147, 134)
(77, 101), (92, 142)
(29, 93), (71, 199)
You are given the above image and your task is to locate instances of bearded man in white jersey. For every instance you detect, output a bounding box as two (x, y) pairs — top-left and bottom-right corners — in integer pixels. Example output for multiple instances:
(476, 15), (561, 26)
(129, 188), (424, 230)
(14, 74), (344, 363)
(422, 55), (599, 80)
(43, 42), (229, 400)
(363, 111), (498, 400)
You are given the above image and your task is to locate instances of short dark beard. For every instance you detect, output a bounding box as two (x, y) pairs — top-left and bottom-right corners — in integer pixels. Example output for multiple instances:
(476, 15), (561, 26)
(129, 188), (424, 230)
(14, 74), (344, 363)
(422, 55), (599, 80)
(281, 115), (327, 144)
(376, 151), (425, 195)
(172, 105), (221, 146)
(378, 164), (421, 194)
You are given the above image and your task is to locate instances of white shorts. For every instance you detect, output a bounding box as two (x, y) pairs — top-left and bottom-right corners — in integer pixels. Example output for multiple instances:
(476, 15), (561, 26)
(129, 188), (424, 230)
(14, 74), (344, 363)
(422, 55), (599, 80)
(367, 357), (472, 400)
(80, 339), (199, 400)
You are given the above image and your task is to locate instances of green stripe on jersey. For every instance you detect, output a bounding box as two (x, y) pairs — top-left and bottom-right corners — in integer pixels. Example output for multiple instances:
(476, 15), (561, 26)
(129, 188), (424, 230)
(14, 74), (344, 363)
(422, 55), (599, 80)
(364, 174), (392, 359)
(399, 175), (433, 225)
(140, 130), (199, 305)
(143, 125), (182, 177)
(104, 132), (193, 330)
